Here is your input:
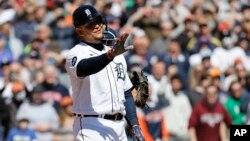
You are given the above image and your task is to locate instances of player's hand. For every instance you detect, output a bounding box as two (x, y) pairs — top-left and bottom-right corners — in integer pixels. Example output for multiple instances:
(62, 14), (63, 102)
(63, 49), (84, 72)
(113, 33), (133, 56)
(106, 33), (133, 59)
(132, 125), (145, 141)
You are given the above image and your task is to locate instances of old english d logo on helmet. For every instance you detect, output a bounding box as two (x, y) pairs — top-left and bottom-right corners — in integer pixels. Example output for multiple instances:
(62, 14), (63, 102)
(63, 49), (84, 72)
(85, 9), (91, 16)
(85, 9), (94, 20)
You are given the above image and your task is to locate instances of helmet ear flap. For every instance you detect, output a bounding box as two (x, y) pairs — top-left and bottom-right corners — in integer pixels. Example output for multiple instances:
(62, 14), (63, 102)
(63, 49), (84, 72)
(102, 28), (118, 47)
(103, 16), (108, 30)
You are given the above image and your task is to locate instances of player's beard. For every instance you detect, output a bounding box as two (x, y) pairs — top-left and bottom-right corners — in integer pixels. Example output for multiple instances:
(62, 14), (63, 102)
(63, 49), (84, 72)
(94, 33), (104, 42)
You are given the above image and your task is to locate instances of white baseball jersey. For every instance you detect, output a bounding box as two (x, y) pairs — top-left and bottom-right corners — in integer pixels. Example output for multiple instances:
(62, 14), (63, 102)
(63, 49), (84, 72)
(65, 42), (132, 116)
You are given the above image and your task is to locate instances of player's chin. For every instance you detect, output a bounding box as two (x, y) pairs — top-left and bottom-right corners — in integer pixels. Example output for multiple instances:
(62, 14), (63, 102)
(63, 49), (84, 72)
(94, 34), (104, 41)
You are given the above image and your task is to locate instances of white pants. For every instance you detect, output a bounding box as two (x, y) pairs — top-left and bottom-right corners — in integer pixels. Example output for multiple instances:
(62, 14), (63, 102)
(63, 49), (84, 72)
(73, 116), (128, 141)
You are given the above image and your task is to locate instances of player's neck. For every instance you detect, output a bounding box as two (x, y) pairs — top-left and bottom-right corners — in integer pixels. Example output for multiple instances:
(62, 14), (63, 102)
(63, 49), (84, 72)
(82, 41), (104, 51)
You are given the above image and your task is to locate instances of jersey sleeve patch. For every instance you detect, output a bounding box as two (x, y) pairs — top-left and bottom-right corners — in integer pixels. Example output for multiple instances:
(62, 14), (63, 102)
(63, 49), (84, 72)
(72, 56), (77, 66)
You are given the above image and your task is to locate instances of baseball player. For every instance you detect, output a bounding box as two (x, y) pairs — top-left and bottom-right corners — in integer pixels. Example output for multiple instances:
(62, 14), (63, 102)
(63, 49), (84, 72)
(65, 5), (144, 141)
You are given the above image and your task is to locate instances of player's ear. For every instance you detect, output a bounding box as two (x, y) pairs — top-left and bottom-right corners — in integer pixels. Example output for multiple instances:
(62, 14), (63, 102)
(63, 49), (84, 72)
(75, 27), (83, 35)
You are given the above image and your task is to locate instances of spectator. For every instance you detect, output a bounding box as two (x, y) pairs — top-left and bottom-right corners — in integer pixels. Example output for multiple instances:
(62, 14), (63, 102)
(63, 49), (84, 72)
(105, 14), (121, 36)
(64, 0), (83, 27)
(33, 24), (54, 52)
(37, 65), (70, 113)
(161, 39), (190, 89)
(175, 15), (195, 55)
(137, 108), (170, 141)
(34, 6), (47, 24)
(149, 21), (174, 56)
(22, 38), (44, 57)
(32, 70), (44, 86)
(14, 3), (38, 46)
(241, 4), (250, 21)
(208, 68), (229, 104)
(223, 62), (248, 92)
(187, 20), (221, 54)
(224, 81), (246, 125)
(20, 52), (43, 89)
(7, 118), (37, 141)
(16, 85), (59, 141)
(166, 64), (180, 86)
(189, 64), (204, 91)
(0, 22), (24, 60)
(50, 15), (76, 50)
(135, 83), (170, 141)
(0, 62), (29, 104)
(147, 61), (170, 109)
(127, 2), (162, 42)
(188, 84), (232, 141)
(235, 34), (250, 56)
(216, 21), (236, 49)
(53, 97), (74, 141)
(200, 48), (212, 71)
(168, 0), (191, 25)
(125, 32), (158, 73)
(241, 18), (250, 41)
(190, 5), (205, 23)
(0, 58), (11, 83)
(0, 33), (13, 77)
(163, 74), (192, 141)
(188, 73), (211, 107)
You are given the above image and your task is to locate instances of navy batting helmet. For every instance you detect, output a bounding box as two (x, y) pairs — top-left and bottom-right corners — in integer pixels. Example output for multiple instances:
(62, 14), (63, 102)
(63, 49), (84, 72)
(102, 28), (118, 47)
(73, 5), (102, 28)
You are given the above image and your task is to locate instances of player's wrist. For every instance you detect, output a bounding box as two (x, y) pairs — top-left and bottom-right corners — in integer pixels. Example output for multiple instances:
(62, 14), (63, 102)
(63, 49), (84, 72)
(132, 124), (145, 141)
(106, 49), (115, 60)
(132, 124), (139, 128)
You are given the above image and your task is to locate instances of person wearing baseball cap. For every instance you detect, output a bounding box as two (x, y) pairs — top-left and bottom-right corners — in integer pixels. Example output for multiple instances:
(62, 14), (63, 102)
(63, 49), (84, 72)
(65, 4), (144, 141)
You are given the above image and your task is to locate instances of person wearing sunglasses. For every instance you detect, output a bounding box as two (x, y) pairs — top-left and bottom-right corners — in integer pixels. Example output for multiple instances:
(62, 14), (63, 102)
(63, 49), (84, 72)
(65, 5), (144, 141)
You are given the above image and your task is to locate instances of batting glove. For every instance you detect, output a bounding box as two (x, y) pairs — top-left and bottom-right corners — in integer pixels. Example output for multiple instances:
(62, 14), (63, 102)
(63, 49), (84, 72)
(132, 125), (145, 141)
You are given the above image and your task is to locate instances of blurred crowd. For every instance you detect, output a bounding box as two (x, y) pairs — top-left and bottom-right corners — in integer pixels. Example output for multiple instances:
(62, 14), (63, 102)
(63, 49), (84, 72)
(0, 0), (250, 141)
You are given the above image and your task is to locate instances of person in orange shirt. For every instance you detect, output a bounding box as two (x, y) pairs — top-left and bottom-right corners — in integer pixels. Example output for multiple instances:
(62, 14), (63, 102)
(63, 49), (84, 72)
(137, 108), (170, 141)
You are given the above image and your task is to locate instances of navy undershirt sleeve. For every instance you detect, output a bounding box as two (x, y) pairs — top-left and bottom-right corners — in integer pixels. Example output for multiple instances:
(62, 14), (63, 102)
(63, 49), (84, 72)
(76, 53), (112, 77)
(124, 89), (139, 126)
